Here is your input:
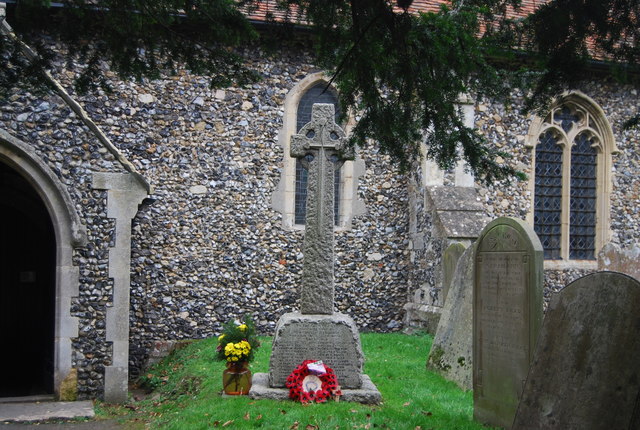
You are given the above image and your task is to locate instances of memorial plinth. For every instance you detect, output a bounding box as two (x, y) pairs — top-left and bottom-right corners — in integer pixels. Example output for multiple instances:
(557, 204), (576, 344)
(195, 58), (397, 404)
(249, 104), (380, 404)
(269, 312), (364, 388)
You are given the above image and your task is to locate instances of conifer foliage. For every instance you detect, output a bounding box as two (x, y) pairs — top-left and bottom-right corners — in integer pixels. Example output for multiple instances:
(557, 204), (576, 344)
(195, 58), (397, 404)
(1, 0), (637, 182)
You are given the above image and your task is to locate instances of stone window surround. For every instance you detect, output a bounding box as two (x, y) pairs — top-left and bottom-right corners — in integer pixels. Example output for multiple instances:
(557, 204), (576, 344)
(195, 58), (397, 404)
(421, 94), (476, 188)
(0, 129), (87, 399)
(525, 91), (618, 270)
(272, 72), (366, 231)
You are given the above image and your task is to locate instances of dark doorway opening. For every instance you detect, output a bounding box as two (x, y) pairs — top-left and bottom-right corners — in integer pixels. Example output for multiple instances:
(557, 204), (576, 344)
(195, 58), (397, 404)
(0, 162), (56, 397)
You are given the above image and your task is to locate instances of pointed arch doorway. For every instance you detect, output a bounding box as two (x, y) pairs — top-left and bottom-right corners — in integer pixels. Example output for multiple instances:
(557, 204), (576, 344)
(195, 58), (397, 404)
(0, 161), (56, 397)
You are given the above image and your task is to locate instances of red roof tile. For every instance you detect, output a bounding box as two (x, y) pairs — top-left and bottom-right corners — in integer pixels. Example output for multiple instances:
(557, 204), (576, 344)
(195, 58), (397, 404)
(245, 0), (548, 23)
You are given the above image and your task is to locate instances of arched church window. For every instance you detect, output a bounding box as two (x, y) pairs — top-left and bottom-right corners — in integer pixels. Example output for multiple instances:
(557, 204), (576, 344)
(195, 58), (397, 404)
(271, 73), (365, 231)
(530, 94), (616, 262)
(294, 83), (341, 225)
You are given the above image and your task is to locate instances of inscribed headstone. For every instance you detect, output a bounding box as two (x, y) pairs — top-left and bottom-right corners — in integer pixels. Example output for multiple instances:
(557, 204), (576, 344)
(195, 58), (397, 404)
(512, 272), (640, 430)
(427, 245), (474, 390)
(442, 242), (467, 303)
(473, 217), (543, 429)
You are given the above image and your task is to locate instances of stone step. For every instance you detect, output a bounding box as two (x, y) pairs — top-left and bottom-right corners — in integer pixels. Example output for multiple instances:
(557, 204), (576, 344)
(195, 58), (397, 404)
(0, 401), (94, 423)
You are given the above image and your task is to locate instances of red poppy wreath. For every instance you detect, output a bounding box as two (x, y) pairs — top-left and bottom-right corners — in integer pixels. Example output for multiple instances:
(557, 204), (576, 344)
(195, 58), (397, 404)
(286, 360), (342, 404)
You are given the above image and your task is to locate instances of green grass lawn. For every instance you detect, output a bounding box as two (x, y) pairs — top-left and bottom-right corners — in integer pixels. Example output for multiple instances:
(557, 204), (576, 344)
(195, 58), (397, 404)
(99, 332), (495, 429)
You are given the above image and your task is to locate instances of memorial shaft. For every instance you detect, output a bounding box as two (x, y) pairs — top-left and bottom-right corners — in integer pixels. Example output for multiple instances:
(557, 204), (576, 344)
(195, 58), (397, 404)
(290, 103), (354, 314)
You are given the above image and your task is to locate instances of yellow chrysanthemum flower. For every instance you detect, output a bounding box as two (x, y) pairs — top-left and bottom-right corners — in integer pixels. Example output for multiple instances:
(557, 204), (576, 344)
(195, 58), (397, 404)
(238, 324), (247, 331)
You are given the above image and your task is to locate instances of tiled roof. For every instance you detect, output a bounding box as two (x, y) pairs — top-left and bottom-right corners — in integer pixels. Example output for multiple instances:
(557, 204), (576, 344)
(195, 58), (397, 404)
(245, 1), (548, 23)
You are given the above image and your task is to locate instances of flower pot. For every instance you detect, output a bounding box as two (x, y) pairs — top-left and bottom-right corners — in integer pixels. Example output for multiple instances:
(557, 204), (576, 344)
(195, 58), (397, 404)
(222, 362), (252, 395)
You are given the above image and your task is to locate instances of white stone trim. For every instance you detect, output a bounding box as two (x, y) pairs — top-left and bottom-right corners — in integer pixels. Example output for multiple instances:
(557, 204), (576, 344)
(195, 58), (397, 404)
(93, 172), (148, 403)
(272, 72), (365, 230)
(421, 94), (476, 187)
(526, 91), (617, 262)
(0, 128), (87, 399)
(455, 96), (476, 187)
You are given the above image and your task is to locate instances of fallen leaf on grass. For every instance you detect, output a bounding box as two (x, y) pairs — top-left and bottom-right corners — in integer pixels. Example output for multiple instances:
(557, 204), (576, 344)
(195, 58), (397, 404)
(243, 412), (250, 420)
(421, 411), (433, 416)
(403, 402), (411, 407)
(281, 409), (288, 415)
(290, 421), (299, 430)
(350, 409), (358, 413)
(255, 414), (263, 420)
(305, 425), (319, 430)
(222, 420), (234, 427)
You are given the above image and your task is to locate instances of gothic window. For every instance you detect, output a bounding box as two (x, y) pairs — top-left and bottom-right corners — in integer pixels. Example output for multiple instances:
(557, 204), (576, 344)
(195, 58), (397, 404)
(530, 94), (616, 262)
(294, 83), (341, 225)
(271, 73), (365, 231)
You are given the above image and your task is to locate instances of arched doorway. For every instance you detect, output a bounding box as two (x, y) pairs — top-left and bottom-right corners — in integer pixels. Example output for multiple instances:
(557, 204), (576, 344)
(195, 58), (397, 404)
(0, 161), (56, 397)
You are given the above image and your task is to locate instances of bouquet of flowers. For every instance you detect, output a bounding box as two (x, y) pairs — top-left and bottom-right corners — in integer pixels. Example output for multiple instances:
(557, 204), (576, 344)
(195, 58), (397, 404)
(216, 315), (260, 364)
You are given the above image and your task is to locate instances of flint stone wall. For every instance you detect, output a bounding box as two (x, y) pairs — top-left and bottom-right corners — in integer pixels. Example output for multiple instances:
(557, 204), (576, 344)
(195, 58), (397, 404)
(117, 45), (411, 376)
(1, 40), (410, 395)
(3, 35), (640, 398)
(1, 89), (125, 398)
(473, 80), (640, 295)
(407, 80), (640, 326)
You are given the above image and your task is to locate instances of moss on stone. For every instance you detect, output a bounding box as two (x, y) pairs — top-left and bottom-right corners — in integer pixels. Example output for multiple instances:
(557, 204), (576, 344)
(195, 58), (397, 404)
(59, 368), (78, 401)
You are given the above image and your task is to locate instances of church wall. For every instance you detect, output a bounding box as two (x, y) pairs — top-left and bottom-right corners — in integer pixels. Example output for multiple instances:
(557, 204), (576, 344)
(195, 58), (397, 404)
(405, 78), (639, 329)
(3, 34), (639, 396)
(36, 44), (412, 377)
(1, 89), (127, 398)
(474, 79), (640, 300)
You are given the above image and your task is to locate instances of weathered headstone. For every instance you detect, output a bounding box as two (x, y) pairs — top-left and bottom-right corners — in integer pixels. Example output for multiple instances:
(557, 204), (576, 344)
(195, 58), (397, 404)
(473, 217), (543, 429)
(513, 272), (640, 430)
(427, 245), (474, 390)
(598, 242), (640, 281)
(251, 104), (380, 403)
(442, 242), (467, 303)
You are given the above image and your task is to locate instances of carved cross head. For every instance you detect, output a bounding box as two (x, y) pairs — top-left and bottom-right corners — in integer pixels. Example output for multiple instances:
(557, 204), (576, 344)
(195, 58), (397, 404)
(290, 103), (355, 161)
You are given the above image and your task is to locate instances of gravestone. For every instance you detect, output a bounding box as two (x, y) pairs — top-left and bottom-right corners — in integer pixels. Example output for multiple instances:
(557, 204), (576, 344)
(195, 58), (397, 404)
(427, 245), (474, 390)
(250, 104), (380, 403)
(512, 272), (640, 430)
(442, 242), (467, 303)
(473, 217), (543, 429)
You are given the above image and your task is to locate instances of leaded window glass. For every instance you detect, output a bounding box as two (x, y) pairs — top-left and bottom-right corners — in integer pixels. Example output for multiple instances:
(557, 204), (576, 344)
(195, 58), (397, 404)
(294, 83), (342, 226)
(534, 130), (563, 259)
(569, 133), (597, 259)
(553, 106), (581, 133)
(533, 102), (603, 261)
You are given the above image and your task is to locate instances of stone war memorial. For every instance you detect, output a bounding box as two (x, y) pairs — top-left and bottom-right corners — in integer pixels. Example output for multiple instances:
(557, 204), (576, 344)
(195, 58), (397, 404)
(512, 272), (640, 429)
(473, 217), (543, 428)
(250, 104), (381, 404)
